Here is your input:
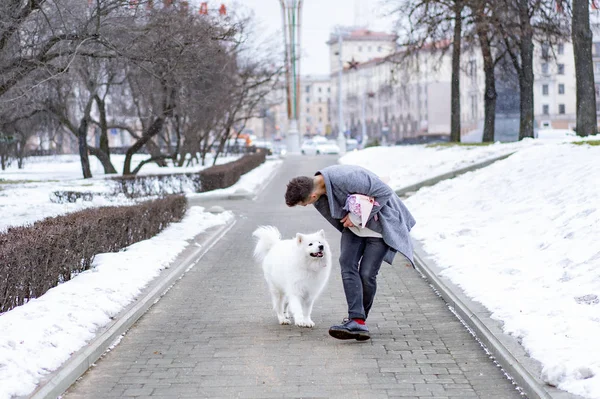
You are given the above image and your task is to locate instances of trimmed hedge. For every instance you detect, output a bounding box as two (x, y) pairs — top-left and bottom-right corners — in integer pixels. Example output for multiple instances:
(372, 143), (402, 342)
(109, 151), (267, 199)
(50, 191), (94, 203)
(198, 150), (266, 192)
(0, 195), (187, 313)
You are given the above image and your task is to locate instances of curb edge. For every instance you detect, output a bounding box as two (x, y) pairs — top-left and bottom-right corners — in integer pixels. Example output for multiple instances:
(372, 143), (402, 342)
(412, 241), (584, 399)
(395, 152), (515, 197)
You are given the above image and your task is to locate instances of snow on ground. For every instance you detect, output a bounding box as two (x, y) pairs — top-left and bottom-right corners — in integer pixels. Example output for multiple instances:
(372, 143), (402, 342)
(339, 138), (574, 191)
(0, 154), (239, 232)
(0, 153), (239, 181)
(344, 139), (600, 398)
(0, 156), (281, 399)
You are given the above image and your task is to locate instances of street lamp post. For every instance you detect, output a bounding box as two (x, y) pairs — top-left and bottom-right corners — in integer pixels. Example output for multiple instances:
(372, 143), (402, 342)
(336, 28), (346, 154)
(360, 68), (371, 148)
(279, 0), (303, 154)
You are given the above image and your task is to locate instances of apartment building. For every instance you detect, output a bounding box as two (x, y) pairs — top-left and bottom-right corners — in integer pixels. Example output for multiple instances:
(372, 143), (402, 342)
(460, 41), (578, 138)
(333, 34), (588, 144)
(302, 75), (332, 136)
(329, 31), (458, 144)
(327, 28), (397, 75)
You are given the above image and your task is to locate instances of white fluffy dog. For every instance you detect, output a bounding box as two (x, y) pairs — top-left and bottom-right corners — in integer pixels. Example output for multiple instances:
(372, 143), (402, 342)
(252, 226), (332, 328)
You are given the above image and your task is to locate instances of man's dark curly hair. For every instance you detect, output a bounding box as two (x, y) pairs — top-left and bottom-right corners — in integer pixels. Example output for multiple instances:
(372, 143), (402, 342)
(285, 176), (314, 206)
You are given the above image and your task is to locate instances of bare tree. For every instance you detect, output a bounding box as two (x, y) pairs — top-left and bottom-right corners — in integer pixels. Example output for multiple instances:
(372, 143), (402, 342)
(572, 0), (597, 136)
(495, 0), (568, 140)
(111, 10), (238, 175)
(42, 55), (125, 177)
(388, 0), (468, 142)
(467, 0), (512, 142)
(0, 0), (125, 99)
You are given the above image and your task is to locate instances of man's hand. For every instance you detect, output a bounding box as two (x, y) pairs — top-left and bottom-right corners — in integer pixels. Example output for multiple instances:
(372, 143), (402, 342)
(340, 214), (354, 228)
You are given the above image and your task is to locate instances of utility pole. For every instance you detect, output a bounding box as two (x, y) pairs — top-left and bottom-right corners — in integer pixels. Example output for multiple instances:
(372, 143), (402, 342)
(360, 68), (370, 147)
(279, 0), (303, 153)
(336, 28), (347, 154)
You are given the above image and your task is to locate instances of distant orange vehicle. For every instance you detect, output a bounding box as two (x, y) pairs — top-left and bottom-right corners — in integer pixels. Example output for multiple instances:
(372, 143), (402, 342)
(236, 133), (252, 146)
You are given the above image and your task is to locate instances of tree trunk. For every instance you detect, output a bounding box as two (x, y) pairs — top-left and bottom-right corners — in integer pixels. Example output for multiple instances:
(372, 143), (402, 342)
(123, 117), (165, 175)
(77, 116), (92, 179)
(518, 0), (535, 140)
(144, 138), (169, 167)
(213, 128), (230, 166)
(88, 146), (117, 174)
(478, 31), (497, 142)
(16, 139), (25, 168)
(450, 0), (463, 142)
(97, 99), (110, 156)
(94, 96), (118, 174)
(572, 0), (597, 137)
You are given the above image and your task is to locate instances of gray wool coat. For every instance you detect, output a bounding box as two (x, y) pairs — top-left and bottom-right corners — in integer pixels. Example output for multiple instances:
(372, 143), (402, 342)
(314, 164), (416, 265)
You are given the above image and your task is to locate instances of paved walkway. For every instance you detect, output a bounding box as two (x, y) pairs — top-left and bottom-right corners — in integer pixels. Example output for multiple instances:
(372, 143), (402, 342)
(63, 155), (523, 399)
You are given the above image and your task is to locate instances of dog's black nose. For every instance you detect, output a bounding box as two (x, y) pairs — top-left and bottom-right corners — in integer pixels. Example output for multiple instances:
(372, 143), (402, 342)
(318, 245), (324, 251)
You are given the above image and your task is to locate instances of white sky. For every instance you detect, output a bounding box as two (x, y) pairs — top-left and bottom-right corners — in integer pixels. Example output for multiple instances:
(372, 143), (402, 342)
(228, 0), (395, 75)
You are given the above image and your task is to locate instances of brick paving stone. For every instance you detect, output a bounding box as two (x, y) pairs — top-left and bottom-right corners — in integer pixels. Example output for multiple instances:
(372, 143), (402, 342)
(62, 155), (524, 399)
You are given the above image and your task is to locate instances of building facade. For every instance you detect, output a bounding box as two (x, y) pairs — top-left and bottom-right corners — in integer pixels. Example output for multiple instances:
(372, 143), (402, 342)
(302, 75), (332, 136)
(254, 15), (600, 146)
(330, 29), (588, 144)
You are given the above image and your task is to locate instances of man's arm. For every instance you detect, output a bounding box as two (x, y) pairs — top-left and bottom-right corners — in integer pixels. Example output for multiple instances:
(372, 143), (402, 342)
(343, 170), (393, 221)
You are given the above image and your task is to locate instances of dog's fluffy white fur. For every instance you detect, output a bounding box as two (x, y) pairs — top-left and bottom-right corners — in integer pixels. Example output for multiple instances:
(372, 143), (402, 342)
(252, 226), (332, 328)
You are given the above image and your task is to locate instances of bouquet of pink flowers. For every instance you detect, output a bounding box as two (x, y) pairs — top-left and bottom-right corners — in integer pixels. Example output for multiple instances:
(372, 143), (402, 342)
(344, 194), (379, 228)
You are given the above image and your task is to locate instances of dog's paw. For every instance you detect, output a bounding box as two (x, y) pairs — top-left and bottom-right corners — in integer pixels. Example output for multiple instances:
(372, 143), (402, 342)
(278, 317), (291, 325)
(295, 319), (315, 328)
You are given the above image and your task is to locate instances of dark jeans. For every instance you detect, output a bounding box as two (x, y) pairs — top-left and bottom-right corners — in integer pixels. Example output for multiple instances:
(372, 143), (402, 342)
(339, 228), (389, 320)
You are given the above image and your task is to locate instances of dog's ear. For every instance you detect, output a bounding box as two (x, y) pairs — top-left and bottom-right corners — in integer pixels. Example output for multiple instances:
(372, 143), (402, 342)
(296, 233), (303, 244)
(318, 229), (325, 237)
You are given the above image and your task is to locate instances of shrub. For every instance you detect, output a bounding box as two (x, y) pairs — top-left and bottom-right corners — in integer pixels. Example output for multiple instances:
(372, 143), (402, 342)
(110, 151), (266, 198)
(50, 191), (95, 203)
(0, 195), (187, 313)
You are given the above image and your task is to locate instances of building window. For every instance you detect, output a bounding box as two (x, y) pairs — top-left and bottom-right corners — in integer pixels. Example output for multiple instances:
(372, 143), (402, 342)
(542, 63), (549, 74)
(319, 118), (322, 122)
(306, 107), (310, 113)
(558, 64), (565, 75)
(306, 97), (310, 103)
(468, 60), (476, 77)
(542, 84), (549, 95)
(305, 85), (310, 93)
(541, 44), (550, 59)
(318, 97), (321, 103)
(594, 42), (600, 56)
(358, 46), (362, 52)
(318, 107), (322, 113)
(595, 62), (600, 74)
(318, 87), (322, 93)
(543, 104), (549, 115)
(327, 87), (330, 93)
(558, 44), (564, 55)
(559, 104), (565, 114)
(558, 84), (565, 94)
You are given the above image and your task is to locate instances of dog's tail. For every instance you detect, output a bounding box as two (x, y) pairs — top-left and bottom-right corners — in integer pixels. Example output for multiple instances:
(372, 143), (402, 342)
(252, 225), (281, 262)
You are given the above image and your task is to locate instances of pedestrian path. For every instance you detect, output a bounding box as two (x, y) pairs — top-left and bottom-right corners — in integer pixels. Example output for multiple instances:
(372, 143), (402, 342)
(62, 155), (523, 399)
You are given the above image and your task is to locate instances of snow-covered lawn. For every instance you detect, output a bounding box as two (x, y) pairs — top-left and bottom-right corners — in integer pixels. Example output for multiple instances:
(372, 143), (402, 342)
(343, 138), (600, 399)
(340, 138), (571, 191)
(0, 153), (239, 232)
